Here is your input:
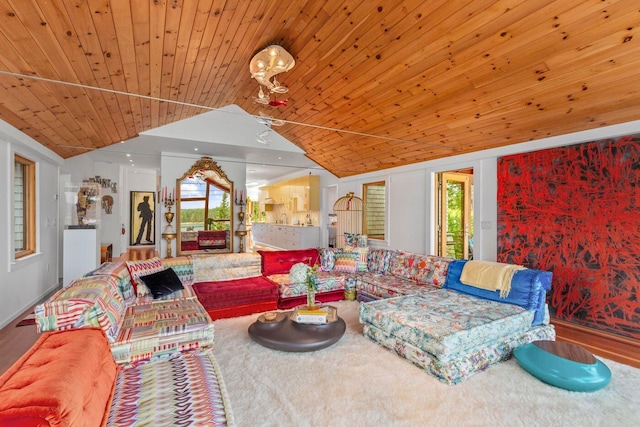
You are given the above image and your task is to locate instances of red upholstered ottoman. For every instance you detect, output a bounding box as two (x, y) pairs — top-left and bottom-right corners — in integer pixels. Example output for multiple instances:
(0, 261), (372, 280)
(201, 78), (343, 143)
(193, 276), (278, 320)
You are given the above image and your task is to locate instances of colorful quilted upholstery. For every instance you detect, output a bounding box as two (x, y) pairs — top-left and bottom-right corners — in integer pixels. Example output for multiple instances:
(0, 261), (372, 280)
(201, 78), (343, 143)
(359, 292), (535, 360)
(0, 329), (118, 427)
(35, 275), (125, 342)
(318, 247), (341, 271)
(367, 248), (394, 273)
(85, 261), (136, 301)
(388, 251), (452, 286)
(161, 255), (194, 285)
(258, 248), (320, 276)
(193, 276), (278, 320)
(107, 348), (233, 426)
(130, 283), (198, 305)
(364, 321), (555, 385)
(192, 253), (262, 283)
(346, 246), (369, 272)
(110, 298), (214, 365)
(267, 271), (345, 298)
(444, 259), (552, 326)
(333, 252), (358, 273)
(356, 272), (439, 300)
(125, 257), (165, 296)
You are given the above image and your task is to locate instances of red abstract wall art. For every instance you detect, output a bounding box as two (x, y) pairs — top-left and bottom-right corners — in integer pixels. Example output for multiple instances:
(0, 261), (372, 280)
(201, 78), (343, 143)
(497, 134), (640, 340)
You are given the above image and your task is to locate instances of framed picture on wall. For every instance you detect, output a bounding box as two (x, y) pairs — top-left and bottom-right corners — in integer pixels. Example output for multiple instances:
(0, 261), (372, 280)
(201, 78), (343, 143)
(130, 191), (155, 246)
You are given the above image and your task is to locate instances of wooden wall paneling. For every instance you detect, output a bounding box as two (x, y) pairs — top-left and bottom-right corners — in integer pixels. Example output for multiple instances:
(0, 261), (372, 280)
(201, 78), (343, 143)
(110, 1), (145, 135)
(202, 0), (289, 111)
(0, 80), (81, 150)
(295, 0), (496, 123)
(192, 2), (237, 109)
(1, 1), (118, 147)
(179, 0), (219, 112)
(158, 0), (191, 124)
(131, 0), (152, 131)
(57, 0), (128, 141)
(87, 0), (138, 139)
(194, 3), (250, 110)
(148, 0), (169, 129)
(206, 0), (278, 108)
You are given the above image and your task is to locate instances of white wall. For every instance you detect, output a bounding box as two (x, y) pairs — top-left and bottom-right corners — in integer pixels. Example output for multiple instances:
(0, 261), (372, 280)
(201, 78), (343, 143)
(338, 120), (640, 259)
(0, 120), (64, 328)
(94, 162), (124, 257)
(123, 167), (158, 250)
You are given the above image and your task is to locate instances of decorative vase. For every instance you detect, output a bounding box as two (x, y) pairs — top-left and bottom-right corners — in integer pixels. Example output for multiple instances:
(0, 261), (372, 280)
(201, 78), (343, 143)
(306, 287), (316, 309)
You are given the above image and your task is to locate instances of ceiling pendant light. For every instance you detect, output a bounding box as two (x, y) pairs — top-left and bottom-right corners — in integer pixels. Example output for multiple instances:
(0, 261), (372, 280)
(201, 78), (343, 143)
(254, 86), (270, 104)
(250, 45), (294, 106)
(256, 129), (271, 144)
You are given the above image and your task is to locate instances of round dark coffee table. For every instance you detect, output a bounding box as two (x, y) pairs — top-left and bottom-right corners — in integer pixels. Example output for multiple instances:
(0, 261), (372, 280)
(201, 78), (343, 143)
(248, 309), (346, 352)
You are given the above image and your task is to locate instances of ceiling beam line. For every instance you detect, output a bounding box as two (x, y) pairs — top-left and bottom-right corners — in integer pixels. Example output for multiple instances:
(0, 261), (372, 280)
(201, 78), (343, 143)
(0, 69), (456, 151)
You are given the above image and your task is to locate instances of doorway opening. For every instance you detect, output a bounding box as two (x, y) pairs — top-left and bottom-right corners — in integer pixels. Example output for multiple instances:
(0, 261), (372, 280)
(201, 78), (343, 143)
(436, 169), (474, 260)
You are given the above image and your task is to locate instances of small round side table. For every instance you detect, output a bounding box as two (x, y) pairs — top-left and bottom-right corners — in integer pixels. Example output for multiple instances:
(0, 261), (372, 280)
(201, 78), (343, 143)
(162, 232), (177, 258)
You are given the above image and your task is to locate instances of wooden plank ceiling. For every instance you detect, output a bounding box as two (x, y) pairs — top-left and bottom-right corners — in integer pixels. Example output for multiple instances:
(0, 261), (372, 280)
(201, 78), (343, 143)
(0, 0), (638, 178)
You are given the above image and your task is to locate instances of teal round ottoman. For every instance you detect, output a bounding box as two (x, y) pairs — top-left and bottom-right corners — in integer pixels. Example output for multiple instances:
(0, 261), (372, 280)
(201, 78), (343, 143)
(514, 340), (611, 392)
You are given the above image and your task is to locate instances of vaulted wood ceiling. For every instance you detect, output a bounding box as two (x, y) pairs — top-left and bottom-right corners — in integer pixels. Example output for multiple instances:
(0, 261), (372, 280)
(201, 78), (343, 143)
(0, 0), (638, 177)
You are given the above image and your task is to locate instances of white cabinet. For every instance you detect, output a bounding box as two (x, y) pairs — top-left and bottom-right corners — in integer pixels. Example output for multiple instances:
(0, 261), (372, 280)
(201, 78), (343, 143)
(63, 227), (100, 287)
(252, 223), (320, 249)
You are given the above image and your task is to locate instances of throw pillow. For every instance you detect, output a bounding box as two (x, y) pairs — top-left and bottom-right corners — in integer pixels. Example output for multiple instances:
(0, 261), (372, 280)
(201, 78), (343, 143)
(126, 257), (165, 296)
(333, 252), (358, 274)
(351, 246), (369, 272)
(139, 268), (184, 299)
(318, 248), (341, 271)
(367, 249), (393, 273)
(289, 262), (310, 284)
(344, 232), (360, 247)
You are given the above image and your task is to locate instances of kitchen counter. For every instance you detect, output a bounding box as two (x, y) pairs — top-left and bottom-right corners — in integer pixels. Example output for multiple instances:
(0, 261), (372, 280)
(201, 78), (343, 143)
(252, 223), (320, 249)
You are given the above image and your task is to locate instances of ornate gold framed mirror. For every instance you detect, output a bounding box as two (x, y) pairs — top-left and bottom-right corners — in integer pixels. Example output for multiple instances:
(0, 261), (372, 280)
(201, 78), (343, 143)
(176, 157), (234, 255)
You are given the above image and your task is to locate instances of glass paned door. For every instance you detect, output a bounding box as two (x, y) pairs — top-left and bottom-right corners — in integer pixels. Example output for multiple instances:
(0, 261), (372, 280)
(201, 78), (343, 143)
(437, 172), (474, 260)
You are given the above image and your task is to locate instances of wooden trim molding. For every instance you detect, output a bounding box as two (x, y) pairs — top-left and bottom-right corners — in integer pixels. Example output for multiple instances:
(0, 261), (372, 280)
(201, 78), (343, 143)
(551, 319), (640, 368)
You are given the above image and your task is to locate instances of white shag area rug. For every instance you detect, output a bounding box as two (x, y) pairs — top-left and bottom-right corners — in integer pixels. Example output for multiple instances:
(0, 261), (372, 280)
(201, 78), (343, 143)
(213, 301), (640, 427)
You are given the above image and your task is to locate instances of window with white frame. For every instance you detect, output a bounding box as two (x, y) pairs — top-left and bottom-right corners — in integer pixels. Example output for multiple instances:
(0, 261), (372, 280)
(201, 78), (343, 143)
(14, 154), (36, 259)
(363, 181), (385, 240)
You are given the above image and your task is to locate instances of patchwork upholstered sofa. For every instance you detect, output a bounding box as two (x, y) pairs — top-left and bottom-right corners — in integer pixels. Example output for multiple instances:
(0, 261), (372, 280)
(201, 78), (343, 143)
(35, 256), (214, 365)
(36, 252), (279, 365)
(0, 328), (233, 426)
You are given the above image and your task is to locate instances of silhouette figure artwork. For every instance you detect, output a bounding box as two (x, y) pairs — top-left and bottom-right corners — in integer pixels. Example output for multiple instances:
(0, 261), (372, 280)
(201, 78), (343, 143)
(134, 195), (154, 245)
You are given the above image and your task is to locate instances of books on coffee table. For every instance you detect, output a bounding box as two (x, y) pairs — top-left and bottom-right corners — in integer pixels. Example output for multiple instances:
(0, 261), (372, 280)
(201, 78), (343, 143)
(292, 305), (337, 324)
(296, 306), (329, 324)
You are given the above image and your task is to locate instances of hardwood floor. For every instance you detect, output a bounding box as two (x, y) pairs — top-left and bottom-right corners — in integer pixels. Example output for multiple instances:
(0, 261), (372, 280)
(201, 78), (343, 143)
(1, 247), (159, 376)
(0, 302), (47, 376)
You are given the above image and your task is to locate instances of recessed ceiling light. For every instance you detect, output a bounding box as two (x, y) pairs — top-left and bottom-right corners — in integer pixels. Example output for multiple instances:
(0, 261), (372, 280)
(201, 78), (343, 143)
(278, 156), (282, 160)
(194, 148), (198, 151)
(126, 153), (131, 157)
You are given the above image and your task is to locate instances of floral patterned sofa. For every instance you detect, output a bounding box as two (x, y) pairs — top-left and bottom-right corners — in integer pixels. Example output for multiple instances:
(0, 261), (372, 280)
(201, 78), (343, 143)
(311, 243), (555, 385)
(353, 249), (554, 384)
